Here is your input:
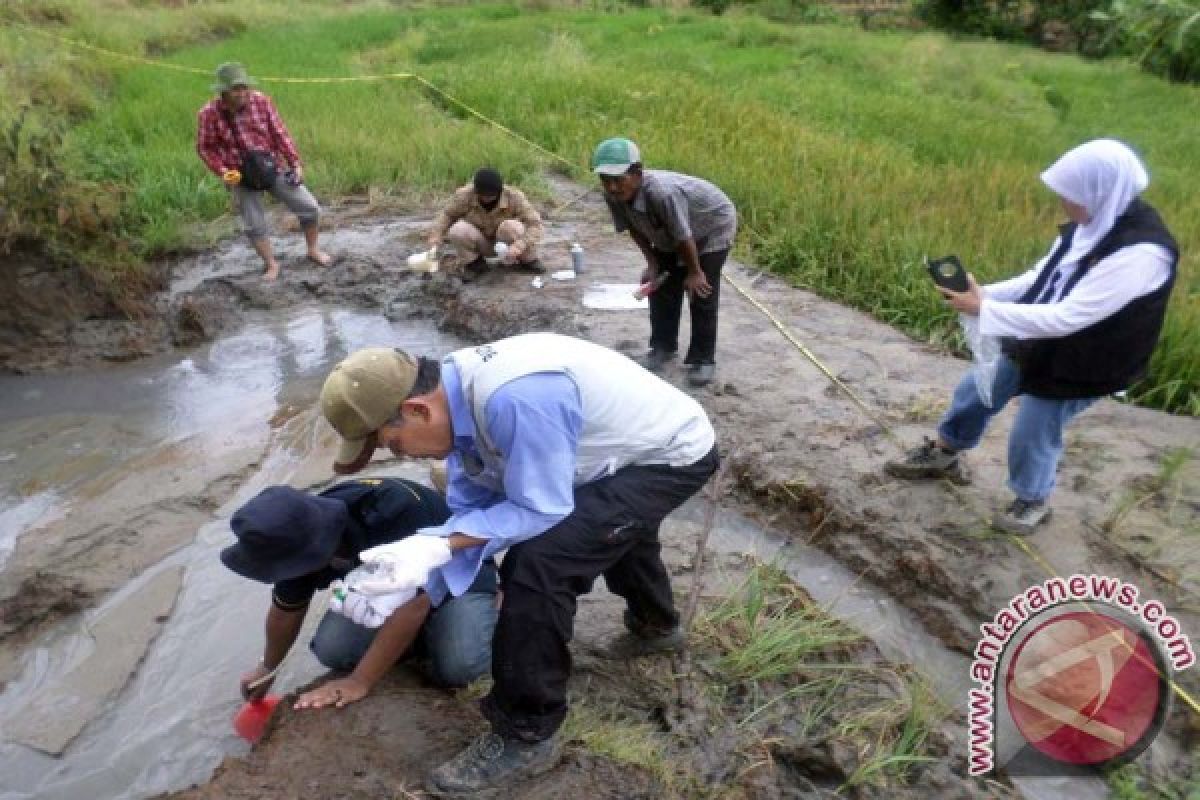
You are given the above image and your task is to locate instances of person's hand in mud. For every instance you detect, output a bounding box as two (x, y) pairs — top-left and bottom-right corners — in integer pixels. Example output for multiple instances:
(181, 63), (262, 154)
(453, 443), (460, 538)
(684, 269), (713, 299)
(240, 663), (277, 701)
(294, 676), (370, 710)
(939, 273), (983, 316)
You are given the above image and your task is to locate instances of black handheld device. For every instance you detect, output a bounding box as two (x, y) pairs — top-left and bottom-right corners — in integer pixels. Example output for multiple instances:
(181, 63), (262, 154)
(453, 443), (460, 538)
(925, 255), (969, 293)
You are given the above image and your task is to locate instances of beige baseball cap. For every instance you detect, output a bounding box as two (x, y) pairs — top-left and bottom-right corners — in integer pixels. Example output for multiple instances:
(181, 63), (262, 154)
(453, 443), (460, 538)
(320, 347), (417, 474)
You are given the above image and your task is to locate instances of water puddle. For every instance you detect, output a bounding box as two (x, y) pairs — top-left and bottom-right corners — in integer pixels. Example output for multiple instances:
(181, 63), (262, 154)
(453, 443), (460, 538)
(0, 306), (462, 800)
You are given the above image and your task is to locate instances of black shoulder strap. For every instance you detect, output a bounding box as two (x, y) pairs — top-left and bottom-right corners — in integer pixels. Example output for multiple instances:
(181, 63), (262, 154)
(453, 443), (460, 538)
(221, 106), (247, 156)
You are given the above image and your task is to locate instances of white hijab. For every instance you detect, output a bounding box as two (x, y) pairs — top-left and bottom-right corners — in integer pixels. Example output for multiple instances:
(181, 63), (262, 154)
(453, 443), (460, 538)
(1040, 139), (1149, 267)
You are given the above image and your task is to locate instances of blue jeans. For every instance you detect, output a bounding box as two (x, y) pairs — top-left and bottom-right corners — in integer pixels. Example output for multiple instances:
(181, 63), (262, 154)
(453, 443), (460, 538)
(937, 356), (1097, 503)
(309, 591), (497, 688)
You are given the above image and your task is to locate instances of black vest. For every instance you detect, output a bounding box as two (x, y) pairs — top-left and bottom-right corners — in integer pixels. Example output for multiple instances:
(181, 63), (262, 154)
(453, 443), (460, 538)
(1009, 199), (1178, 399)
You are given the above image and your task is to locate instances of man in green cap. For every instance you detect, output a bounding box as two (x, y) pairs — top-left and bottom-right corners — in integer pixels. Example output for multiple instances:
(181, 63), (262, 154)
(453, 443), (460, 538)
(592, 137), (737, 388)
(197, 62), (332, 282)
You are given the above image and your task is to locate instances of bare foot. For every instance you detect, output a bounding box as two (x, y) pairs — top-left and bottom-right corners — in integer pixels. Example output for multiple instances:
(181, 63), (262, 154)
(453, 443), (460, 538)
(307, 250), (332, 267)
(263, 264), (281, 282)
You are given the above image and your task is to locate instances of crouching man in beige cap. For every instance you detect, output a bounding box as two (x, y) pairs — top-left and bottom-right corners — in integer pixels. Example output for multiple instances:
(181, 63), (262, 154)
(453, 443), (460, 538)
(319, 333), (718, 796)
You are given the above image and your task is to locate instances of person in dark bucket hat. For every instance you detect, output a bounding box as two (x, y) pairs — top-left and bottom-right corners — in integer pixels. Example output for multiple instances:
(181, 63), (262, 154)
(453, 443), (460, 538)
(221, 486), (345, 583)
(223, 478), (498, 711)
(196, 61), (333, 282)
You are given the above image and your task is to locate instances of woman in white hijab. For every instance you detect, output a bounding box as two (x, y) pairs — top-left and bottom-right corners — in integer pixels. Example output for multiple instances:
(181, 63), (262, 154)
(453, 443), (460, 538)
(887, 139), (1179, 535)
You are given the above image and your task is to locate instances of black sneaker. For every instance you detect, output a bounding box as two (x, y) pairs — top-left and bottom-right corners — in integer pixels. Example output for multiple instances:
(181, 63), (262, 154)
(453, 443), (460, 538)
(456, 257), (488, 283)
(641, 347), (676, 373)
(425, 732), (562, 797)
(600, 610), (686, 659)
(687, 363), (715, 387)
(992, 498), (1051, 536)
(513, 258), (545, 274)
(884, 437), (971, 485)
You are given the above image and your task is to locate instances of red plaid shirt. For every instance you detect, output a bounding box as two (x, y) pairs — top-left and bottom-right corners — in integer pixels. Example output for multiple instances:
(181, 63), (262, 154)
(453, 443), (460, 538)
(196, 91), (302, 176)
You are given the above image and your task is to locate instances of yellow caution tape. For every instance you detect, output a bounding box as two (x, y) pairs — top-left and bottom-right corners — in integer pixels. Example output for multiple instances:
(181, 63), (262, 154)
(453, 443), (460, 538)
(14, 22), (578, 172)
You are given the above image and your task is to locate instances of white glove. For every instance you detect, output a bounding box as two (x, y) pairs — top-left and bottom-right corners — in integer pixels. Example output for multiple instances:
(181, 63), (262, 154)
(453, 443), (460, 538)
(353, 535), (453, 595)
(329, 581), (416, 628)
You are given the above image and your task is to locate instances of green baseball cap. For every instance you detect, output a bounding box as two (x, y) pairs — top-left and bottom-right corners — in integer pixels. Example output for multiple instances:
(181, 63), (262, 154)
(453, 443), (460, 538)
(320, 347), (418, 474)
(592, 137), (642, 176)
(212, 62), (257, 93)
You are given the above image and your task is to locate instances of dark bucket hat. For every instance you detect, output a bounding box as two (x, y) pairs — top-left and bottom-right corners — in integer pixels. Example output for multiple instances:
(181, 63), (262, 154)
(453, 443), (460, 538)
(212, 62), (257, 93)
(221, 486), (348, 583)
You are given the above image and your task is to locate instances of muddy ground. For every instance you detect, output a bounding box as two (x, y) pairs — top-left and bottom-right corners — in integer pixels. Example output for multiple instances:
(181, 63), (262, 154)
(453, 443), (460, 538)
(1, 177), (1196, 798)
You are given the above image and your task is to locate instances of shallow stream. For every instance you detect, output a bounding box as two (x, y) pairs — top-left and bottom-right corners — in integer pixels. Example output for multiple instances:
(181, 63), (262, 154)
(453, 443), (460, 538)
(0, 308), (459, 799)
(0, 301), (1107, 800)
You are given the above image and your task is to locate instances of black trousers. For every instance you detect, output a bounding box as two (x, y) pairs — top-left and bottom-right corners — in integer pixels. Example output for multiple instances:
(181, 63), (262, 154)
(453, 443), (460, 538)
(481, 446), (720, 742)
(648, 247), (729, 365)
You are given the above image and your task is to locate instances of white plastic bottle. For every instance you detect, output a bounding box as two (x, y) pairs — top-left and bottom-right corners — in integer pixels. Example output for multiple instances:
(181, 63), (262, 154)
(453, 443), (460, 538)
(569, 243), (584, 274)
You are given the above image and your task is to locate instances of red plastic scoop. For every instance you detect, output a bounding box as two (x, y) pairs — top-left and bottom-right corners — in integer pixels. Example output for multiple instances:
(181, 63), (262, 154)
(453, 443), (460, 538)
(233, 694), (281, 743)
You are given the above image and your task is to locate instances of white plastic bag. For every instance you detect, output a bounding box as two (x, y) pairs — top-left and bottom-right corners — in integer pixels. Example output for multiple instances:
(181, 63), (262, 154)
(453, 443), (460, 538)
(960, 314), (1003, 408)
(329, 580), (415, 628)
(356, 535), (453, 595)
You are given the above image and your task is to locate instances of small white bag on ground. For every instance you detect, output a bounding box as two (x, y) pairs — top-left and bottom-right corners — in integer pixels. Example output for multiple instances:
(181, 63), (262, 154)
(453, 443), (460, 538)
(960, 313), (1004, 408)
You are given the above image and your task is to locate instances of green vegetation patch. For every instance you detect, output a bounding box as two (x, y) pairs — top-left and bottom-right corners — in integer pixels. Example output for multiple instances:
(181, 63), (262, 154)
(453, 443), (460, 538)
(563, 564), (955, 796)
(2, 2), (1197, 411)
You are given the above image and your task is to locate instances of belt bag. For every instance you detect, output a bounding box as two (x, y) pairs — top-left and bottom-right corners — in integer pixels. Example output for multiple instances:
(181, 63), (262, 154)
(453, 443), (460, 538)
(239, 150), (278, 191)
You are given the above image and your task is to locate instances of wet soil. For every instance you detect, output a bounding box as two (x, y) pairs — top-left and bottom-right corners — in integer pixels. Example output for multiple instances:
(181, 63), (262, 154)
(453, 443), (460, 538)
(1, 178), (1196, 797)
(164, 672), (663, 800)
(163, 523), (1010, 800)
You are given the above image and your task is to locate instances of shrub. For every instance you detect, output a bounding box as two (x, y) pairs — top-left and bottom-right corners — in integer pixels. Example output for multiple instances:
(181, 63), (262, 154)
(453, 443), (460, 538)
(1092, 0), (1200, 80)
(0, 110), (147, 309)
(915, 0), (1026, 39)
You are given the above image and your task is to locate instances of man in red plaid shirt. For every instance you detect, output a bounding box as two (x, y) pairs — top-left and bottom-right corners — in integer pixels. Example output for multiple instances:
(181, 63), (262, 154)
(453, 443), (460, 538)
(197, 62), (332, 282)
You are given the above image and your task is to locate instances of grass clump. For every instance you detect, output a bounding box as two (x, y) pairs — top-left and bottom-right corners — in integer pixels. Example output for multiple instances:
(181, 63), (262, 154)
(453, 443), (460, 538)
(692, 564), (950, 793)
(561, 703), (683, 792)
(560, 563), (955, 796)
(696, 562), (863, 683)
(1105, 756), (1200, 799)
(1104, 446), (1197, 534)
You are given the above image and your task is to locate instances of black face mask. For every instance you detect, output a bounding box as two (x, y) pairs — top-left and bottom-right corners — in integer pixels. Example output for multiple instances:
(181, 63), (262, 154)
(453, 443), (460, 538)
(479, 195), (500, 211)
